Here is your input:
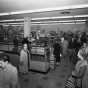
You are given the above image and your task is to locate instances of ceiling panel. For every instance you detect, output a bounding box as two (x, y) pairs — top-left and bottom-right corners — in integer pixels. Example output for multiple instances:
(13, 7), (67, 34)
(0, 0), (88, 13)
(0, 0), (88, 24)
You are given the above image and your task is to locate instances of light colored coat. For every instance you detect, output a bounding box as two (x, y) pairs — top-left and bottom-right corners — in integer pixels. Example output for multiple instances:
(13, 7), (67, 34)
(63, 40), (68, 55)
(0, 63), (20, 88)
(19, 49), (30, 74)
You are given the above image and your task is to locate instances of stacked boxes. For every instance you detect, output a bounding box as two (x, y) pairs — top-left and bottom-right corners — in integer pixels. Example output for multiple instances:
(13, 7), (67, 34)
(50, 54), (56, 70)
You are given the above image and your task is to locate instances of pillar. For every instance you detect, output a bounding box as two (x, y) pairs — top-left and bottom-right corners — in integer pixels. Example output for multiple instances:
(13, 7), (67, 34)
(24, 17), (31, 37)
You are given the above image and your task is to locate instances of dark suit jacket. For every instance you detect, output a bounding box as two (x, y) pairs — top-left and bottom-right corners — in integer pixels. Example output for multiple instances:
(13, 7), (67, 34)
(53, 43), (60, 56)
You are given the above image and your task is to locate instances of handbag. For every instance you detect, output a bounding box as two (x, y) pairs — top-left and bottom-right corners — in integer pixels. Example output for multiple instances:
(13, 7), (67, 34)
(65, 74), (77, 88)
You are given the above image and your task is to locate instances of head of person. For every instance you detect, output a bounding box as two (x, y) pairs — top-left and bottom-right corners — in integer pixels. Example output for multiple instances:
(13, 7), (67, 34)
(64, 36), (67, 41)
(78, 46), (88, 61)
(55, 40), (58, 43)
(0, 55), (10, 69)
(23, 43), (28, 50)
(71, 36), (75, 41)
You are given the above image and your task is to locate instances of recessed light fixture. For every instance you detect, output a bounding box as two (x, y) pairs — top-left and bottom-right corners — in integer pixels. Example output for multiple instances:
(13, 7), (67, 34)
(58, 20), (74, 22)
(62, 23), (76, 24)
(75, 20), (86, 21)
(11, 25), (20, 26)
(51, 16), (73, 19)
(2, 20), (15, 22)
(43, 21), (58, 23)
(31, 22), (43, 23)
(10, 10), (35, 15)
(2, 25), (10, 26)
(8, 23), (18, 24)
(74, 15), (88, 18)
(76, 22), (85, 24)
(31, 17), (50, 20)
(15, 19), (24, 21)
(0, 13), (10, 16)
(71, 4), (88, 9)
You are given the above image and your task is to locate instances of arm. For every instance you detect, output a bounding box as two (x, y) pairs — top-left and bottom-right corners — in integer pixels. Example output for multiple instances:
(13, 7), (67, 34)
(72, 65), (87, 78)
(76, 65), (87, 77)
(10, 68), (18, 88)
(20, 50), (24, 66)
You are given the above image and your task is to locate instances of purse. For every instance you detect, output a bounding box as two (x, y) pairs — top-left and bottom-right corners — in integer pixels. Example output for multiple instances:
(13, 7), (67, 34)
(65, 74), (77, 88)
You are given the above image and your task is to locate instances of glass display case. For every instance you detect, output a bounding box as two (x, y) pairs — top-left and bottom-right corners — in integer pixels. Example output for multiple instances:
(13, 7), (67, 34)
(30, 45), (50, 73)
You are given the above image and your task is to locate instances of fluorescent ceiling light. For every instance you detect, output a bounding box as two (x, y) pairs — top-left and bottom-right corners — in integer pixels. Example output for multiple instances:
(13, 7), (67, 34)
(2, 20), (15, 22)
(71, 4), (88, 9)
(50, 23), (61, 25)
(11, 25), (20, 26)
(15, 19), (24, 21)
(62, 23), (75, 24)
(58, 20), (74, 22)
(31, 24), (39, 25)
(10, 10), (35, 15)
(36, 6), (70, 12)
(8, 23), (18, 24)
(39, 24), (49, 25)
(43, 21), (57, 23)
(0, 13), (10, 16)
(76, 22), (85, 24)
(2, 25), (10, 26)
(74, 15), (88, 18)
(31, 17), (50, 20)
(51, 16), (73, 19)
(75, 20), (86, 22)
(31, 22), (43, 23)
(18, 23), (24, 24)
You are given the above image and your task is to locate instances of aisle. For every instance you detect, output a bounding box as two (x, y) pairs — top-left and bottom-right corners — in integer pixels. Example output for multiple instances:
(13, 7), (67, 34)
(18, 57), (73, 88)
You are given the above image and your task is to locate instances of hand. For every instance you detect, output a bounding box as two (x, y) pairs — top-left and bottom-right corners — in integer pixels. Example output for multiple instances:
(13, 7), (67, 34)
(20, 61), (24, 66)
(72, 71), (76, 76)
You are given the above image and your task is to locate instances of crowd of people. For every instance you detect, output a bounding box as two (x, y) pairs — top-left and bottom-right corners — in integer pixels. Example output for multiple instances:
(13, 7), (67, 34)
(56, 32), (88, 88)
(0, 31), (88, 88)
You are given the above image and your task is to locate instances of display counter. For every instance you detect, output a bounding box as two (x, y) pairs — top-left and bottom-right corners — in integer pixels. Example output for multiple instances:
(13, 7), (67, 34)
(30, 46), (50, 73)
(0, 43), (50, 73)
(0, 43), (22, 52)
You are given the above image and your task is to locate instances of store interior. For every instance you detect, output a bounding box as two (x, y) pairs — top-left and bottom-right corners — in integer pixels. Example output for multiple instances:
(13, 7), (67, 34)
(0, 0), (88, 88)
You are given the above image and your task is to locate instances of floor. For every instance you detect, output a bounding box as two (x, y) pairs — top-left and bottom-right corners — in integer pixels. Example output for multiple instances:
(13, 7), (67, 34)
(18, 57), (74, 88)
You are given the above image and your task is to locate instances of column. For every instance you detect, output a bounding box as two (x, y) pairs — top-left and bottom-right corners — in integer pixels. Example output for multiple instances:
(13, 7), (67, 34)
(24, 17), (31, 37)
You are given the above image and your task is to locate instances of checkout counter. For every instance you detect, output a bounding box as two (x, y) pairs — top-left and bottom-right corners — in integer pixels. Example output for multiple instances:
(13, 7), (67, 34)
(30, 45), (50, 73)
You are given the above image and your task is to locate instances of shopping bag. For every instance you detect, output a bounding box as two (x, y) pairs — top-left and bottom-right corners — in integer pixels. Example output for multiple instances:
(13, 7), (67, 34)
(65, 74), (77, 88)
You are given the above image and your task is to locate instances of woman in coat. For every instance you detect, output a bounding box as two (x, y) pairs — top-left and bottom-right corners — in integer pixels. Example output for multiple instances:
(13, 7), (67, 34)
(71, 45), (88, 88)
(62, 37), (68, 58)
(19, 43), (30, 76)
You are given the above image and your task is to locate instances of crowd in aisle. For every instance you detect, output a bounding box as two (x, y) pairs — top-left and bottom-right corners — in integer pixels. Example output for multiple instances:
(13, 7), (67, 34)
(0, 31), (88, 88)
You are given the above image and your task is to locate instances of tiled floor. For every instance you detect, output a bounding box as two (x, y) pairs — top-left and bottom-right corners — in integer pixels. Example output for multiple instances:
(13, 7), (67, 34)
(18, 57), (74, 88)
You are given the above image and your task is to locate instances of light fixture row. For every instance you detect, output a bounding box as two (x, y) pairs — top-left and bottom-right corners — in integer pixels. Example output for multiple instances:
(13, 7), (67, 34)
(0, 4), (88, 16)
(0, 15), (88, 22)
(0, 19), (86, 24)
(1, 22), (85, 26)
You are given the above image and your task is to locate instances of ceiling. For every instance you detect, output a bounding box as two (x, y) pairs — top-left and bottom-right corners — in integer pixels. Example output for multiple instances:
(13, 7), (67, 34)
(0, 0), (88, 25)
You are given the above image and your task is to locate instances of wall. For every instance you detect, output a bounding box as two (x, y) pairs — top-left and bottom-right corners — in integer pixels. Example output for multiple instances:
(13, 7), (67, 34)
(0, 24), (87, 33)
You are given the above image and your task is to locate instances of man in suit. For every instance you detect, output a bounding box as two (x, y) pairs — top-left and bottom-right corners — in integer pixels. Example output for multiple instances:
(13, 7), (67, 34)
(0, 55), (20, 88)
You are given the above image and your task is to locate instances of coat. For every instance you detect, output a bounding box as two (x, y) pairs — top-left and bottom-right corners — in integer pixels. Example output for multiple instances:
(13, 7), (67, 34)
(0, 63), (20, 88)
(19, 49), (30, 74)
